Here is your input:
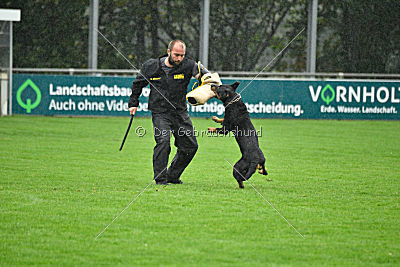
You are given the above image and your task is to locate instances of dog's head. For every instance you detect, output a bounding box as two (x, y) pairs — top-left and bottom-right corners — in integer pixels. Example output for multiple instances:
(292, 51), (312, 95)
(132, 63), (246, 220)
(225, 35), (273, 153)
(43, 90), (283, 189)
(211, 82), (240, 103)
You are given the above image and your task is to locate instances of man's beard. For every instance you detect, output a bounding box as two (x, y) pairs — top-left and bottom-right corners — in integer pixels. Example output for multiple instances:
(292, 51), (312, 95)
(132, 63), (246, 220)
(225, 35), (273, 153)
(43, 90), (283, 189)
(168, 55), (180, 67)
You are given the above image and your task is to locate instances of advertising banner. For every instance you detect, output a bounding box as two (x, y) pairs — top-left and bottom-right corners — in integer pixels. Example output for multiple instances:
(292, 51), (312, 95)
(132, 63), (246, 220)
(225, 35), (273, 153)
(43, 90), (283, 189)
(13, 74), (400, 120)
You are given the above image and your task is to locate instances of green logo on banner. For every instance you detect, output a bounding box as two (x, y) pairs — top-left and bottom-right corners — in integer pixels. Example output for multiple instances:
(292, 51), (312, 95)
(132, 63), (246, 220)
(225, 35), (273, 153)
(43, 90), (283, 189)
(16, 79), (42, 113)
(321, 84), (335, 105)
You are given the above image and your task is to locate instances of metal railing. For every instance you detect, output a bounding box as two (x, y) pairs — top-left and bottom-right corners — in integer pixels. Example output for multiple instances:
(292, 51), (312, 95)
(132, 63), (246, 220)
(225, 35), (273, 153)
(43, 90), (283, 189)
(10, 68), (400, 80)
(217, 71), (400, 80)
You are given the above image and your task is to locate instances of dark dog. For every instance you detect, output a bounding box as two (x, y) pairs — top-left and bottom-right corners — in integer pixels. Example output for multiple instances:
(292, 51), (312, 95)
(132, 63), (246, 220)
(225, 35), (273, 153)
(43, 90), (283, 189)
(208, 82), (270, 188)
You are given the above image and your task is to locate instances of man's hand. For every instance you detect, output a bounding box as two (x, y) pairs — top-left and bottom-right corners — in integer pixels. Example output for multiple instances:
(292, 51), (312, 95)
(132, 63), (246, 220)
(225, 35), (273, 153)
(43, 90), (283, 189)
(129, 107), (137, 116)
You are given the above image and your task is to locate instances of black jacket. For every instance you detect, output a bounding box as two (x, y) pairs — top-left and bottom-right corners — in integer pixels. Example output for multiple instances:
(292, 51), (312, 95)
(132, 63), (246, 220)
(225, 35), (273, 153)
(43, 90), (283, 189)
(129, 55), (206, 113)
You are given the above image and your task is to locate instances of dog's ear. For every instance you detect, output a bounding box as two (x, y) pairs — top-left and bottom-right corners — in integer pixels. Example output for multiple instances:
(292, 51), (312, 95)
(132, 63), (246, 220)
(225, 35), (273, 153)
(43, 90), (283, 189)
(211, 84), (218, 94)
(231, 81), (240, 91)
(211, 84), (221, 99)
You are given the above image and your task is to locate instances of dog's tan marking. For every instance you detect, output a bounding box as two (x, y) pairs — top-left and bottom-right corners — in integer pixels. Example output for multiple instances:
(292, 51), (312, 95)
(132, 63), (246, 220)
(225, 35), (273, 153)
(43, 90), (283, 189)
(211, 85), (221, 99)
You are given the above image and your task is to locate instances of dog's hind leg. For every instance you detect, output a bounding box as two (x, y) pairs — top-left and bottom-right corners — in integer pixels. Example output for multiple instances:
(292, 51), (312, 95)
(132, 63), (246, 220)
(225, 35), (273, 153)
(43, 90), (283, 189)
(233, 168), (244, 188)
(257, 163), (271, 181)
(243, 162), (258, 181)
(257, 163), (268, 175)
(233, 160), (246, 188)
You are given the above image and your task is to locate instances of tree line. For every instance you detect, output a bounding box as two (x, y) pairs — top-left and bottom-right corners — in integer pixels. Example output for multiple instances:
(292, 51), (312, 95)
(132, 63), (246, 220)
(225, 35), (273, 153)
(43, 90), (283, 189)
(4, 0), (400, 73)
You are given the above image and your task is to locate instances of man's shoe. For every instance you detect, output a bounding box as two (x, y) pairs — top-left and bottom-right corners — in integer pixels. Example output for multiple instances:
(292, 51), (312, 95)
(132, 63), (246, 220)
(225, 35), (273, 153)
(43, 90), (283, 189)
(155, 180), (169, 185)
(168, 179), (184, 184)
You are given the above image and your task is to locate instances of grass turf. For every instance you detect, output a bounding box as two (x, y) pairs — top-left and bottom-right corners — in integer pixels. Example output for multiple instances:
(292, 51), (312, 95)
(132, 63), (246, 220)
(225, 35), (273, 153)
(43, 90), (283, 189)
(0, 115), (399, 266)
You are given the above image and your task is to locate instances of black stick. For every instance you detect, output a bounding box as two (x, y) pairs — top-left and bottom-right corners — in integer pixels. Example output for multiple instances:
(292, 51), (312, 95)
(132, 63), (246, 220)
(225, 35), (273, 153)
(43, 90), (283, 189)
(119, 114), (134, 151)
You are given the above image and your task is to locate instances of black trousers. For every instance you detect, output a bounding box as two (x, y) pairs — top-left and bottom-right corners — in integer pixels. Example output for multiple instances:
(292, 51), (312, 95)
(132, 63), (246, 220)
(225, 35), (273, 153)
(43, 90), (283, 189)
(151, 111), (198, 182)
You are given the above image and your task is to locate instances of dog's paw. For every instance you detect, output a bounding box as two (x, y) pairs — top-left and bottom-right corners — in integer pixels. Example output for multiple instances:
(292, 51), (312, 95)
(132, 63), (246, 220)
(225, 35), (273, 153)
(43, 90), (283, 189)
(238, 180), (244, 189)
(208, 127), (217, 132)
(258, 169), (268, 174)
(212, 116), (224, 124)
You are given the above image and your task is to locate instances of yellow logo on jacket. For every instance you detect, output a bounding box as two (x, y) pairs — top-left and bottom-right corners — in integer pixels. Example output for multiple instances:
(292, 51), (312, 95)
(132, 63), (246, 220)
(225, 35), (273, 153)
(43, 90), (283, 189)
(174, 74), (184, 80)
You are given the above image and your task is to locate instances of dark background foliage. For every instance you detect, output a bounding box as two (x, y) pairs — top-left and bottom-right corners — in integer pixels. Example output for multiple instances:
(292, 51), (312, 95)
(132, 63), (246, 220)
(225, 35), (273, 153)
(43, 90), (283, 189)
(3, 0), (400, 73)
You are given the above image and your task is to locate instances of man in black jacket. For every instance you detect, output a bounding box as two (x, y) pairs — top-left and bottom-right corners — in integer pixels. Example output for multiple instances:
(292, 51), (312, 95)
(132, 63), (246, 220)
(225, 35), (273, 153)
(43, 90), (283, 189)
(128, 40), (209, 185)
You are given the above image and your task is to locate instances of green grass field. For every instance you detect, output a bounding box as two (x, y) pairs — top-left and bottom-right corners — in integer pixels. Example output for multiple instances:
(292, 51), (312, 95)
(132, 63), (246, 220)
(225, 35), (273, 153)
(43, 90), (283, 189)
(1, 115), (399, 266)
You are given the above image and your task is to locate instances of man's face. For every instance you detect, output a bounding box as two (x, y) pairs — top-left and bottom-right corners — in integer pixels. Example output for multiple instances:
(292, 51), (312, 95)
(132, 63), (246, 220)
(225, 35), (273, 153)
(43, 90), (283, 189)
(168, 44), (185, 66)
